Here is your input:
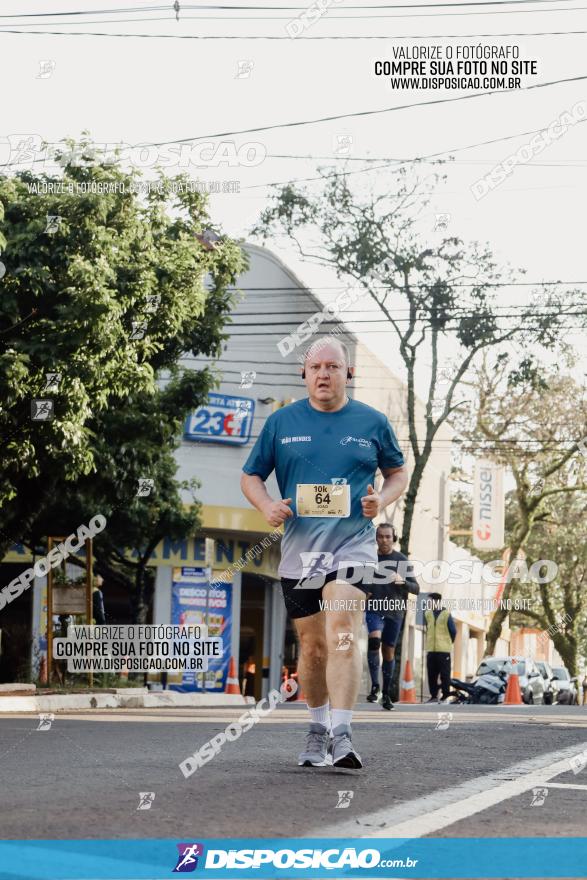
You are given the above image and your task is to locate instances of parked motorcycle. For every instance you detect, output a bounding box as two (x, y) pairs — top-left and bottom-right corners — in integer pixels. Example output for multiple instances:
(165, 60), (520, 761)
(448, 667), (508, 704)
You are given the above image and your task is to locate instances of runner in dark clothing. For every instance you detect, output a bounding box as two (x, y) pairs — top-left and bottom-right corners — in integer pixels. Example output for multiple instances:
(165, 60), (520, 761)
(365, 524), (420, 711)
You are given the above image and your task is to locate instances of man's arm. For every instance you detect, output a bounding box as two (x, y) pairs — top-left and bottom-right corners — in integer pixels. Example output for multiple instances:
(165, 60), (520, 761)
(379, 465), (409, 507)
(447, 613), (457, 643)
(392, 551), (420, 594)
(401, 569), (420, 596)
(240, 473), (293, 528)
(361, 465), (408, 519)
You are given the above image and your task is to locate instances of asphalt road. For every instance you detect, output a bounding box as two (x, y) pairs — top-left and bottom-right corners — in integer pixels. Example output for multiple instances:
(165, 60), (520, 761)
(1, 702), (586, 840)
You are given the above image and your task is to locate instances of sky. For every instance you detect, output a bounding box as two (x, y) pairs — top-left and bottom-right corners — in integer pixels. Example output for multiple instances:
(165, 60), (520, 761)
(1, 0), (586, 391)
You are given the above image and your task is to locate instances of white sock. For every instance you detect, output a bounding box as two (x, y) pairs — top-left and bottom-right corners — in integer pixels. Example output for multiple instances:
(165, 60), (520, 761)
(331, 709), (353, 731)
(308, 702), (331, 730)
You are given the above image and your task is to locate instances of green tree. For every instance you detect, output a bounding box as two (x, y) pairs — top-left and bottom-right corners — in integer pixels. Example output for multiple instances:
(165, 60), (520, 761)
(252, 169), (573, 558)
(0, 138), (246, 582)
(29, 374), (211, 623)
(510, 490), (587, 675)
(458, 358), (587, 655)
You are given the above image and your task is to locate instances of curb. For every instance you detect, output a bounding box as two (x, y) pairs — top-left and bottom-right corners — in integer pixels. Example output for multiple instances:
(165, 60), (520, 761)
(0, 691), (246, 713)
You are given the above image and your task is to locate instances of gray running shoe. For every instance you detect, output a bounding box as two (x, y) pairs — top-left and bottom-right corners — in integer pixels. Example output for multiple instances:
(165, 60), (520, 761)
(297, 723), (332, 767)
(331, 723), (363, 769)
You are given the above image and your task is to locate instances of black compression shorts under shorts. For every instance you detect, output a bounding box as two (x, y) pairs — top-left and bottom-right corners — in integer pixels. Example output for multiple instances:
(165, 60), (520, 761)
(280, 567), (371, 619)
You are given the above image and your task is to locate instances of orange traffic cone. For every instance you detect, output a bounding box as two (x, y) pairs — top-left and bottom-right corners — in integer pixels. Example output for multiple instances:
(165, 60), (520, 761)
(291, 670), (306, 702)
(504, 670), (523, 704)
(399, 659), (417, 703)
(225, 656), (241, 695)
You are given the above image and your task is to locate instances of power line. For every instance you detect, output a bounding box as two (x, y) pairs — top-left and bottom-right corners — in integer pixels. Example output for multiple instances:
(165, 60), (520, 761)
(140, 1), (587, 8)
(4, 19), (587, 37)
(72, 74), (587, 142)
(230, 311), (587, 322)
(6, 11), (587, 26)
(4, 16), (186, 28)
(228, 309), (587, 325)
(0, 5), (167, 18)
(185, 355), (581, 367)
(246, 128), (587, 189)
(3, 89), (587, 190)
(188, 366), (587, 398)
(233, 304), (587, 316)
(1, 73), (586, 175)
(266, 153), (587, 166)
(0, 0), (579, 14)
(231, 281), (587, 289)
(236, 295), (587, 304)
(107, 113), (587, 197)
(1, 26), (586, 37)
(242, 116), (587, 188)
(217, 321), (587, 333)
(5, 4), (587, 25)
(233, 297), (560, 304)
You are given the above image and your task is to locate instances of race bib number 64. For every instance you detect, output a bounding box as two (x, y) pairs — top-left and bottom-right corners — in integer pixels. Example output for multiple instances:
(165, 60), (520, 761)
(296, 483), (350, 518)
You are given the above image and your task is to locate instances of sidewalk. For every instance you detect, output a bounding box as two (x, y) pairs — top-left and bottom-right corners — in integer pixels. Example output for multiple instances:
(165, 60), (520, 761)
(0, 683), (246, 713)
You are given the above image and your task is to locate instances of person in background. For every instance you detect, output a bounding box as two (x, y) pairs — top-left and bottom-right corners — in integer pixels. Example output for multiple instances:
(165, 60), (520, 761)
(365, 523), (420, 711)
(92, 573), (107, 625)
(52, 614), (71, 685)
(424, 592), (456, 703)
(243, 656), (256, 699)
(582, 672), (587, 706)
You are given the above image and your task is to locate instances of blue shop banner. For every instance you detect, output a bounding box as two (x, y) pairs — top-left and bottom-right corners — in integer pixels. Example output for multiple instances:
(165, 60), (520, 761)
(170, 566), (232, 692)
(184, 392), (255, 446)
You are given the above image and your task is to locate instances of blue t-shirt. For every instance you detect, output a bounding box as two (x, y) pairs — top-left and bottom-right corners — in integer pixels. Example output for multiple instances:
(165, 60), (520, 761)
(242, 398), (404, 578)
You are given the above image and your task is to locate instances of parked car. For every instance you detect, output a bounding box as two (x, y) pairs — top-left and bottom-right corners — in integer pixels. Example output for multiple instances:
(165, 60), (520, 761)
(551, 666), (579, 704)
(536, 660), (558, 705)
(476, 657), (546, 705)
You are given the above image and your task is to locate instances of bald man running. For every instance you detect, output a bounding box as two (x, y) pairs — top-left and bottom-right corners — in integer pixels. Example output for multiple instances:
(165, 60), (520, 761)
(241, 337), (407, 769)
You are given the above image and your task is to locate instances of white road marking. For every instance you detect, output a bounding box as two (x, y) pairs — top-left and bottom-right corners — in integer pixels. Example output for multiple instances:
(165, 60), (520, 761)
(545, 782), (587, 790)
(321, 740), (587, 839)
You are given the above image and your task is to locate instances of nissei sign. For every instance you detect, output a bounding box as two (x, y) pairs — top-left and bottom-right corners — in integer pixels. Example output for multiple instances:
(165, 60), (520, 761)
(185, 393), (255, 446)
(473, 460), (505, 551)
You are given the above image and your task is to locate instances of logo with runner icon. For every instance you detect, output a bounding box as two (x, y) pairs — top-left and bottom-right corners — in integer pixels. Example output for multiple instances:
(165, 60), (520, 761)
(173, 843), (204, 872)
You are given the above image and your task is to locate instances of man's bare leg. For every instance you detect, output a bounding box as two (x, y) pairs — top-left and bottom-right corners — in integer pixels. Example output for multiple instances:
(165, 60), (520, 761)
(320, 579), (365, 768)
(323, 579), (365, 710)
(294, 611), (328, 708)
(293, 581), (364, 768)
(294, 611), (332, 767)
